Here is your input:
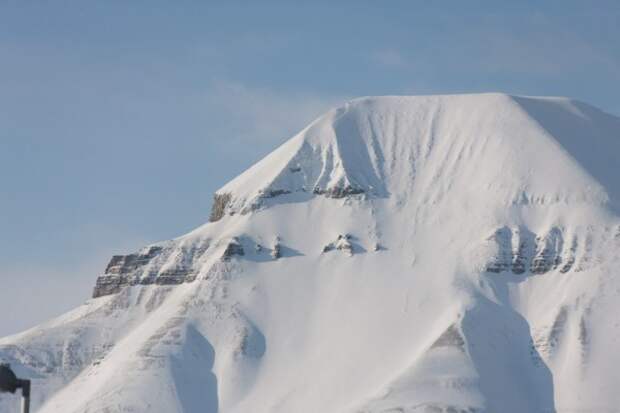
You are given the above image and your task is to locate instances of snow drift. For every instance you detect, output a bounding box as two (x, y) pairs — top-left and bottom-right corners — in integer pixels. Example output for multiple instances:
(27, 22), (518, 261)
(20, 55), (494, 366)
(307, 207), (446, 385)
(1, 93), (619, 413)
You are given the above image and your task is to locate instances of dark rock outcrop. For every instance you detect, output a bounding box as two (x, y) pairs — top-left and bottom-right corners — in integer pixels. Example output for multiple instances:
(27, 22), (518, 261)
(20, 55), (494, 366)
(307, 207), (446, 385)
(485, 227), (513, 273)
(104, 246), (163, 275)
(222, 238), (245, 261)
(92, 239), (211, 298)
(271, 239), (282, 259)
(210, 183), (367, 220)
(209, 193), (232, 222)
(559, 237), (577, 273)
(93, 246), (163, 298)
(156, 269), (192, 285)
(336, 235), (353, 256)
(485, 226), (585, 275)
(259, 189), (291, 198)
(313, 185), (364, 199)
(322, 234), (353, 256)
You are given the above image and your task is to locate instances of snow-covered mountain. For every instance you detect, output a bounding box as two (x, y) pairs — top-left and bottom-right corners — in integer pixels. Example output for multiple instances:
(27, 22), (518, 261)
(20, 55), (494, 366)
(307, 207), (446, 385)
(1, 93), (620, 413)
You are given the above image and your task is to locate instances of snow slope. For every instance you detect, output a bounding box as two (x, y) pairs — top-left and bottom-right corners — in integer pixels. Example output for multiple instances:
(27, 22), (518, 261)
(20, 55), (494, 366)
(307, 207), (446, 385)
(1, 93), (619, 413)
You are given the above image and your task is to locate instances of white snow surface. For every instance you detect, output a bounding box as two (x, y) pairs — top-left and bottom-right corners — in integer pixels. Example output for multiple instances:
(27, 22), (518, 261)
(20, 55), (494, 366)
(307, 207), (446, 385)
(1, 93), (620, 413)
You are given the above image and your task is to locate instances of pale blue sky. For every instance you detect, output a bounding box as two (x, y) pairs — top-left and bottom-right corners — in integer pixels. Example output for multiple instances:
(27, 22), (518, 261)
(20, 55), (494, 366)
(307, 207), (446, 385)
(1, 1), (619, 336)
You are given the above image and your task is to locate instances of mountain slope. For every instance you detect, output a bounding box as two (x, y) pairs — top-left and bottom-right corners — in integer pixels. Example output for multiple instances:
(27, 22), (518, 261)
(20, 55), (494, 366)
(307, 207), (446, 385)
(1, 93), (619, 413)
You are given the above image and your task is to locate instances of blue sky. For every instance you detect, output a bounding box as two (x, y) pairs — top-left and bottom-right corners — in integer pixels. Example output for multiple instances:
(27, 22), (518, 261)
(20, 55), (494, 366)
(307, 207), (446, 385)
(1, 1), (619, 336)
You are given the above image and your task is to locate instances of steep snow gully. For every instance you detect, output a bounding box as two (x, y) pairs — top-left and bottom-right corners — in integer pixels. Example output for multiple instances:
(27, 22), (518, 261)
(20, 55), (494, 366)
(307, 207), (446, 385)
(1, 94), (620, 413)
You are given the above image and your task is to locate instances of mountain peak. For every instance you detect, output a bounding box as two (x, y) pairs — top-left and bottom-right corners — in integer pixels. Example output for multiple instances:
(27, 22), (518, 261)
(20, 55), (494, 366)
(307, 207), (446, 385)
(211, 93), (619, 221)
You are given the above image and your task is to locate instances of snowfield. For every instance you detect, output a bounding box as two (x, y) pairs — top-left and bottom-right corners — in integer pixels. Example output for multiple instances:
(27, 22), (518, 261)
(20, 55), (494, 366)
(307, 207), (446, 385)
(1, 93), (620, 413)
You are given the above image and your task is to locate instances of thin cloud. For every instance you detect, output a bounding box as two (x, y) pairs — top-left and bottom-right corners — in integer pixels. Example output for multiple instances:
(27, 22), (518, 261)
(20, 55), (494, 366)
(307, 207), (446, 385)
(370, 49), (409, 68)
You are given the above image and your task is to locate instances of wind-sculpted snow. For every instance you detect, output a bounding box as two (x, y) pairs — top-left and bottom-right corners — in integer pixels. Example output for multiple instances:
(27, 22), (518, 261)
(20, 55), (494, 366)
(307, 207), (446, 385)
(1, 93), (620, 413)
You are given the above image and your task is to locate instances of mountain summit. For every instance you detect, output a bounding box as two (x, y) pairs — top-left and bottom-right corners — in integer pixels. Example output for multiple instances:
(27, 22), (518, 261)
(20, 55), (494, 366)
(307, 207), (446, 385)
(1, 94), (620, 413)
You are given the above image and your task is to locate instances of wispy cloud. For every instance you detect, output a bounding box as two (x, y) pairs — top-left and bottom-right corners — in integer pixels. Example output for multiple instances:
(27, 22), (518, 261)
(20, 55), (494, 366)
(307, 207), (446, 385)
(370, 49), (409, 68)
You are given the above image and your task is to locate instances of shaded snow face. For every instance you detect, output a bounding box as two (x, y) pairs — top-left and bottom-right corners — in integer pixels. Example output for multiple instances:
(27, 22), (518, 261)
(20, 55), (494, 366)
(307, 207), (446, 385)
(1, 93), (620, 413)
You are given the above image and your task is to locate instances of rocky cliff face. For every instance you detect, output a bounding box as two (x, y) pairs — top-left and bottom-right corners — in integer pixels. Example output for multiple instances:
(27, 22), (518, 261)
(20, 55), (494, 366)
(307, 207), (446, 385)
(483, 225), (616, 275)
(93, 246), (165, 297)
(92, 243), (203, 298)
(209, 193), (232, 222)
